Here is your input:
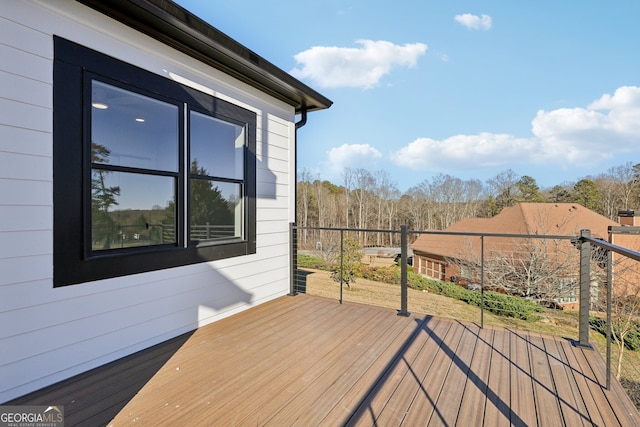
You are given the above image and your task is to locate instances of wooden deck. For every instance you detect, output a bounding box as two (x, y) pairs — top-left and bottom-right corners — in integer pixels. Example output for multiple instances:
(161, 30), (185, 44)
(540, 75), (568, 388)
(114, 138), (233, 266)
(8, 294), (640, 426)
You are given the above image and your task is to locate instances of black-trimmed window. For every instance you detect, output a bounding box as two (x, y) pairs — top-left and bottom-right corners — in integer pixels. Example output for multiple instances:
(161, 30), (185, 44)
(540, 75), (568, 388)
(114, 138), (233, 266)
(54, 37), (256, 287)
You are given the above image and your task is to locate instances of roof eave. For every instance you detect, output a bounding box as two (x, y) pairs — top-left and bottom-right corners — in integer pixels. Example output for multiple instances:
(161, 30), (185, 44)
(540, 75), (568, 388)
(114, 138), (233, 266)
(75, 0), (332, 114)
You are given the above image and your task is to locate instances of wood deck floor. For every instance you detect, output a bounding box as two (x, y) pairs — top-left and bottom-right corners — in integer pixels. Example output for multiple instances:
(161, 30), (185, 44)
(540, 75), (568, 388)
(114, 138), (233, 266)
(8, 294), (640, 426)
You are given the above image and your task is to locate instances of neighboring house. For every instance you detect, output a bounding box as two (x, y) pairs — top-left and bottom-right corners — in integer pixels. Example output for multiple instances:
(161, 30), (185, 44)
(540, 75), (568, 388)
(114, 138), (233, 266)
(610, 211), (640, 298)
(0, 0), (331, 402)
(411, 203), (618, 307)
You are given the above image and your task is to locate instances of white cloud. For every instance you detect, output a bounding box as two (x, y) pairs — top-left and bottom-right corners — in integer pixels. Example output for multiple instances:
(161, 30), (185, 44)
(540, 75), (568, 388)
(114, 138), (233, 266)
(390, 133), (537, 170)
(454, 13), (493, 30)
(391, 86), (640, 171)
(290, 40), (428, 89)
(323, 144), (382, 176)
(532, 86), (640, 163)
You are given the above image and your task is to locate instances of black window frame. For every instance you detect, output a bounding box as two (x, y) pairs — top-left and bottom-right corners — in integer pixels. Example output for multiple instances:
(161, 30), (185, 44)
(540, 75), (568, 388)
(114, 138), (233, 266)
(53, 36), (257, 287)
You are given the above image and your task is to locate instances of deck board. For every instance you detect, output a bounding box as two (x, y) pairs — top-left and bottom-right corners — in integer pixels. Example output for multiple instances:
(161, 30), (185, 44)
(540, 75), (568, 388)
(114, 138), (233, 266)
(6, 294), (640, 427)
(311, 315), (429, 426)
(425, 321), (480, 426)
(510, 329), (538, 426)
(544, 336), (591, 427)
(401, 319), (465, 426)
(373, 317), (454, 426)
(558, 337), (609, 426)
(529, 333), (564, 426)
(257, 308), (396, 424)
(483, 324), (512, 427)
(455, 327), (495, 425)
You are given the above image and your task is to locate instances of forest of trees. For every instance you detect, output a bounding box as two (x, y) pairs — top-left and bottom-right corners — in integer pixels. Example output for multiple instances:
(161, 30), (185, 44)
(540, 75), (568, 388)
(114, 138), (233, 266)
(296, 162), (640, 247)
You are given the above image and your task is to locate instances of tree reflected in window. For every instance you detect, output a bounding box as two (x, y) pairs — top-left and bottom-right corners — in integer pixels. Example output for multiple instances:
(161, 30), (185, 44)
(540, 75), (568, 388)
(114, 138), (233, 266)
(91, 142), (120, 249)
(190, 160), (240, 242)
(91, 141), (176, 250)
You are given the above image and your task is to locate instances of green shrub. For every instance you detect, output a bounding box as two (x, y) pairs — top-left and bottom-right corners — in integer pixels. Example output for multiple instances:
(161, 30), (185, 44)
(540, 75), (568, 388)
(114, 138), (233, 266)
(481, 291), (543, 321)
(299, 255), (543, 322)
(407, 270), (440, 291)
(296, 254), (328, 270)
(361, 265), (401, 284)
(414, 280), (542, 321)
(590, 316), (640, 351)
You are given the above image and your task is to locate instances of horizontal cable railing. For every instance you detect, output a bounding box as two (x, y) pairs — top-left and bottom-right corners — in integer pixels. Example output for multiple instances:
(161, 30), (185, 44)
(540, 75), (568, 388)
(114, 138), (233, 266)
(293, 225), (577, 323)
(583, 234), (640, 395)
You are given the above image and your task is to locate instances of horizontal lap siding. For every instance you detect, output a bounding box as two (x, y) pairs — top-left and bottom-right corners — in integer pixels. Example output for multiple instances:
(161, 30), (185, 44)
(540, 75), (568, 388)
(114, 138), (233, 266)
(0, 0), (296, 402)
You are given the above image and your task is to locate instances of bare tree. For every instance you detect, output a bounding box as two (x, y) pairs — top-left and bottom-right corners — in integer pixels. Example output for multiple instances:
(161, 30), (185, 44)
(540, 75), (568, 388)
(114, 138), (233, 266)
(591, 241), (640, 381)
(449, 209), (578, 301)
(428, 174), (463, 229)
(487, 169), (520, 214)
(352, 168), (375, 244)
(297, 168), (314, 245)
(612, 162), (640, 210)
(401, 185), (431, 230)
(594, 162), (640, 220)
(594, 175), (619, 221)
(461, 178), (486, 219)
(487, 238), (576, 300)
(342, 168), (354, 228)
(382, 184), (401, 246)
(374, 170), (399, 245)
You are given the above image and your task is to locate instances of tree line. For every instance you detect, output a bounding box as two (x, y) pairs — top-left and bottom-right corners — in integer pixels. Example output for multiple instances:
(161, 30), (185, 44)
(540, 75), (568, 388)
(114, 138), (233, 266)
(296, 162), (640, 248)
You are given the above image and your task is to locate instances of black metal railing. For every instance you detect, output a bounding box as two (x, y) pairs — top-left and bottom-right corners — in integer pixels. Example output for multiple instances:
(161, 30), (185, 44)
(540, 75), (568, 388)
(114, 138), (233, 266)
(580, 232), (640, 392)
(292, 224), (576, 321)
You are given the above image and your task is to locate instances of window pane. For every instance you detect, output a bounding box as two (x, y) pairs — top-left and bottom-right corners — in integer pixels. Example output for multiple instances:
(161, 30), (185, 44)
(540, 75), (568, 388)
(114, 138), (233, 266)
(190, 111), (244, 179)
(91, 81), (179, 172)
(190, 180), (242, 242)
(91, 170), (176, 250)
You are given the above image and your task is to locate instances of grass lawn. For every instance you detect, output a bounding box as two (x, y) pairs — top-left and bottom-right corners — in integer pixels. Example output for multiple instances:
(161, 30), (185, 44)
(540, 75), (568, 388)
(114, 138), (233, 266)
(299, 268), (581, 339)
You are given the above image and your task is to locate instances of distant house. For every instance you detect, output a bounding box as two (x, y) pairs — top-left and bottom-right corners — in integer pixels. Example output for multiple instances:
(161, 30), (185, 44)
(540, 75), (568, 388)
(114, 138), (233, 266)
(609, 211), (640, 298)
(0, 0), (331, 402)
(411, 203), (618, 307)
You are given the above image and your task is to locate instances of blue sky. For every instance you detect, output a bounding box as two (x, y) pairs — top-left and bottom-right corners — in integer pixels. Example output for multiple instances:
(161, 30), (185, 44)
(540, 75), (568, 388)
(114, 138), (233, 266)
(175, 0), (640, 192)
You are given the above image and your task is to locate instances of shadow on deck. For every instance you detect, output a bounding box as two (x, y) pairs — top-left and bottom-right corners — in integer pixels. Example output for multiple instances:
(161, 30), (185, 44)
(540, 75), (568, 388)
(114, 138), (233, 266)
(7, 294), (639, 426)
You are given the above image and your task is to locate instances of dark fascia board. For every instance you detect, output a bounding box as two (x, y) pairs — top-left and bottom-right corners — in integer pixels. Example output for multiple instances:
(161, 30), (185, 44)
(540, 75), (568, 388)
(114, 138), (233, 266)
(75, 0), (332, 113)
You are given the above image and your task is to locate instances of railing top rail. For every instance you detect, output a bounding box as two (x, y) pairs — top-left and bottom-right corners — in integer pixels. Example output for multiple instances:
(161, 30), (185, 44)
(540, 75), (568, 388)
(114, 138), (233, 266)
(294, 226), (403, 234)
(408, 229), (575, 240)
(293, 224), (574, 240)
(583, 236), (640, 263)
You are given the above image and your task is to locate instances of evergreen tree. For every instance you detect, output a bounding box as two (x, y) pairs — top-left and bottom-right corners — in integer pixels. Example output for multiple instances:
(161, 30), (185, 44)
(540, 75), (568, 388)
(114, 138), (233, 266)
(91, 142), (120, 249)
(572, 179), (602, 212)
(517, 175), (544, 202)
(548, 185), (572, 203)
(190, 160), (234, 238)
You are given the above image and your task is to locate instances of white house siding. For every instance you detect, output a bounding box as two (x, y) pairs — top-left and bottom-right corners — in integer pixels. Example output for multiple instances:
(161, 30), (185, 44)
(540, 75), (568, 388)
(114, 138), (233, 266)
(0, 0), (297, 402)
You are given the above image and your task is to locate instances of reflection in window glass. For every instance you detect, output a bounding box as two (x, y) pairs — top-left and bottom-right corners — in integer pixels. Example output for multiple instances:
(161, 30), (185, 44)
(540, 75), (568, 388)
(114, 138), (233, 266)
(190, 180), (242, 242)
(190, 111), (244, 179)
(91, 81), (179, 172)
(91, 171), (176, 250)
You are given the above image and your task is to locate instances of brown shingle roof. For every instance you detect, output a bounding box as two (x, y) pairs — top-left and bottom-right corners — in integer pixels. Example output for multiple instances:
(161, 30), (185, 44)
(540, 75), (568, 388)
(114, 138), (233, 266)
(411, 203), (618, 260)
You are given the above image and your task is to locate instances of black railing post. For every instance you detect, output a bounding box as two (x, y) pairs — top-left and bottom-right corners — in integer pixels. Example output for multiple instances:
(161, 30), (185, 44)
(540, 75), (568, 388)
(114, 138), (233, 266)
(606, 248), (612, 390)
(480, 235), (485, 329)
(578, 229), (592, 348)
(340, 229), (344, 304)
(398, 225), (410, 317)
(289, 222), (297, 296)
